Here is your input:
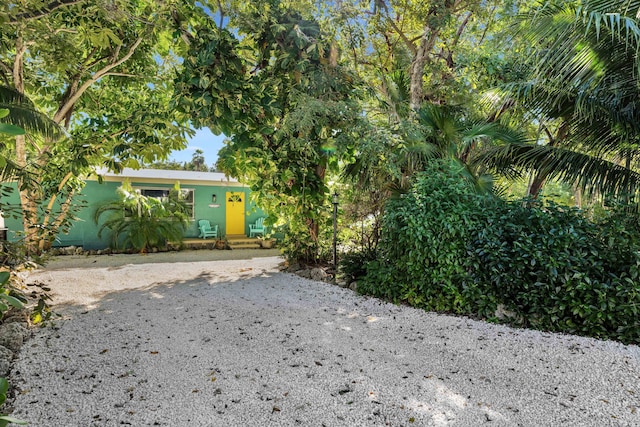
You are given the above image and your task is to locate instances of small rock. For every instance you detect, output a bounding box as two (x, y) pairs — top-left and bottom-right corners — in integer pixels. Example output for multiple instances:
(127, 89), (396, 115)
(0, 322), (30, 352)
(0, 345), (14, 376)
(296, 269), (312, 279)
(310, 268), (327, 282)
(2, 309), (28, 324)
(494, 304), (516, 321)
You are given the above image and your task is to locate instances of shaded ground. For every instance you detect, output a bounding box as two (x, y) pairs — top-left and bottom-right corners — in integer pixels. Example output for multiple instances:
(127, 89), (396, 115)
(43, 248), (281, 270)
(7, 254), (640, 426)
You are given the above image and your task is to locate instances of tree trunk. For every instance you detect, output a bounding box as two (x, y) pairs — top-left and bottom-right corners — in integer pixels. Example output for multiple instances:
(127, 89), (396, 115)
(572, 183), (582, 208)
(409, 28), (439, 110)
(12, 36), (41, 254)
(526, 120), (570, 199)
(527, 173), (547, 199)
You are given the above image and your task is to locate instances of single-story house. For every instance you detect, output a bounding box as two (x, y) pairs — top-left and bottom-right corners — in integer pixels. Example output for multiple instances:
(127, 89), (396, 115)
(2, 168), (266, 250)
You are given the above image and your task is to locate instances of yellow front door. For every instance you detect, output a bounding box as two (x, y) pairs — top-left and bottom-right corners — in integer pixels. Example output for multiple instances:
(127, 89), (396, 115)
(225, 192), (246, 235)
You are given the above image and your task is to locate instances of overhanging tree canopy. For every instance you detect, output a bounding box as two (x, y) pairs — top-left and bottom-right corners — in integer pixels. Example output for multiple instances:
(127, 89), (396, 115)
(173, 0), (365, 263)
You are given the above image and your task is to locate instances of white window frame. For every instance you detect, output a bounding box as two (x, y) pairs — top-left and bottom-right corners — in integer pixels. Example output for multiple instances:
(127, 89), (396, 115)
(135, 186), (195, 219)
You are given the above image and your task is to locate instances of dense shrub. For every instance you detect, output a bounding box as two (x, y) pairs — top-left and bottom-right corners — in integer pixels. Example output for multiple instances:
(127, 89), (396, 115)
(358, 160), (497, 313)
(338, 249), (377, 284)
(470, 201), (640, 342)
(357, 160), (640, 344)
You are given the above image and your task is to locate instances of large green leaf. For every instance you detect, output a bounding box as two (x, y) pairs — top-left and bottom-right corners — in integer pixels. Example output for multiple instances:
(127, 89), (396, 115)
(0, 123), (25, 136)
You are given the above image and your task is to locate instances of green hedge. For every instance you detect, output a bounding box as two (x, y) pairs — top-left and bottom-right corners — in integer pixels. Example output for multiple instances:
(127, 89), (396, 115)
(357, 161), (640, 344)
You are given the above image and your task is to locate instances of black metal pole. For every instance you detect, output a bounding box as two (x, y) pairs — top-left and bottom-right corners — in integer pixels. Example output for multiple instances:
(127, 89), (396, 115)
(332, 193), (338, 272)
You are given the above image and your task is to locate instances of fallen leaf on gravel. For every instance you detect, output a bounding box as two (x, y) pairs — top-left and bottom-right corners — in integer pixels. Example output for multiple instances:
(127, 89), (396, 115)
(211, 376), (217, 382)
(272, 406), (280, 413)
(100, 349), (108, 354)
(150, 351), (158, 355)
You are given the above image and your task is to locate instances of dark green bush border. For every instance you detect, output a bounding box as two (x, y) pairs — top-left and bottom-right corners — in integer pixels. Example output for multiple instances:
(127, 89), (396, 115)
(355, 161), (640, 344)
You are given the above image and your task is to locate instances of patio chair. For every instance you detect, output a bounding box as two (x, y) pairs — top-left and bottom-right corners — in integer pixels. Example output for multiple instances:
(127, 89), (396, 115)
(249, 217), (266, 237)
(198, 220), (218, 239)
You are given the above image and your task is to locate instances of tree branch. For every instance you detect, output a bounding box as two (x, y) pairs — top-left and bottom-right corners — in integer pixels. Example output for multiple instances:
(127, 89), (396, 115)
(102, 72), (137, 78)
(386, 17), (417, 55)
(217, 0), (225, 28)
(53, 37), (143, 124)
(8, 0), (86, 23)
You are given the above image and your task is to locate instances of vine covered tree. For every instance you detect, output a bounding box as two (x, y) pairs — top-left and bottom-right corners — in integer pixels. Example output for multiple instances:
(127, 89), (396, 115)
(174, 0), (364, 263)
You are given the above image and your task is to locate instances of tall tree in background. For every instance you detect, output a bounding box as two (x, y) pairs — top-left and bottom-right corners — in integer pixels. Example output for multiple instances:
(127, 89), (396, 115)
(320, 0), (522, 110)
(0, 0), (203, 253)
(187, 149), (208, 172)
(322, 0), (525, 208)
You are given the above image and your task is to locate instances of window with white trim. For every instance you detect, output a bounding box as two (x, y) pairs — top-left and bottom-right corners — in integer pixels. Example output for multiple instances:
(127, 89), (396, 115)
(137, 187), (195, 219)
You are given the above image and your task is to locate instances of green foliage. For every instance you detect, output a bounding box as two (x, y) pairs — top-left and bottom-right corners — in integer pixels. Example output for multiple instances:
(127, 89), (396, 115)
(469, 199), (640, 343)
(0, 245), (52, 326)
(359, 160), (640, 344)
(0, 376), (27, 426)
(338, 249), (377, 285)
(94, 180), (189, 253)
(359, 160), (496, 312)
(482, 0), (640, 198)
(0, 271), (24, 319)
(1, 1), (202, 254)
(173, 1), (365, 264)
(0, 109), (25, 136)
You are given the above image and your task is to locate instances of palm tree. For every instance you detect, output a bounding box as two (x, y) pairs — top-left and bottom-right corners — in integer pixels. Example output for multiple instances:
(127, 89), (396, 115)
(481, 0), (640, 199)
(93, 180), (190, 253)
(344, 102), (526, 195)
(0, 86), (64, 180)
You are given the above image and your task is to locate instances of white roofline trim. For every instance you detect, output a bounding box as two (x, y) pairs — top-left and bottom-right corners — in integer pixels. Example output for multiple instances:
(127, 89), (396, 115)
(93, 167), (239, 184)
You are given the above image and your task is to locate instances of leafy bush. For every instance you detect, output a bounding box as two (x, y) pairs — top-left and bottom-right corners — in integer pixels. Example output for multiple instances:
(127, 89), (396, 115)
(338, 248), (377, 285)
(0, 271), (24, 319)
(0, 246), (51, 325)
(359, 160), (640, 344)
(359, 160), (496, 313)
(469, 201), (640, 342)
(94, 180), (189, 253)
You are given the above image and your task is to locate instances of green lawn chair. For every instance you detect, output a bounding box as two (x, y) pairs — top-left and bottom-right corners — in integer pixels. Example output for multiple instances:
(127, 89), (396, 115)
(249, 217), (266, 237)
(198, 220), (218, 239)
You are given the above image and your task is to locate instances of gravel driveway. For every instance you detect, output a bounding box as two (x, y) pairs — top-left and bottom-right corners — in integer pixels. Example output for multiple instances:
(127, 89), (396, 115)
(7, 253), (640, 426)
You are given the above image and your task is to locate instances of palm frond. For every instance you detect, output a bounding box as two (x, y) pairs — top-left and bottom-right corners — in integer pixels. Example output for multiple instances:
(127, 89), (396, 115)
(480, 143), (640, 196)
(0, 86), (64, 140)
(0, 86), (35, 107)
(0, 103), (64, 140)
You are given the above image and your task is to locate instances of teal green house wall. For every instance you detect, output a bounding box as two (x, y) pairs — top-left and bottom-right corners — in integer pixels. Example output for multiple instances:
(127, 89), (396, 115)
(3, 168), (266, 250)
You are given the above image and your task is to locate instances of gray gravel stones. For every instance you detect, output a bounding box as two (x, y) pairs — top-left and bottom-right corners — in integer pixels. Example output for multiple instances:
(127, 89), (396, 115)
(7, 256), (640, 426)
